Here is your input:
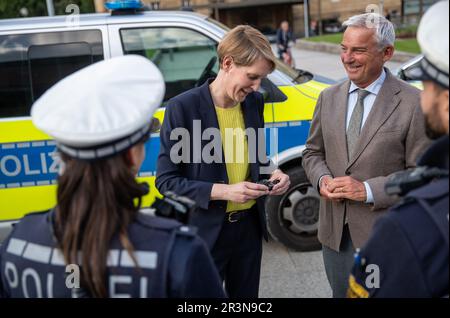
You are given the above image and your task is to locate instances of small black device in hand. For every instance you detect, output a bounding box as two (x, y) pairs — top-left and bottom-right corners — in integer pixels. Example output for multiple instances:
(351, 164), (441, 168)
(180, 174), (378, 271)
(152, 191), (196, 224)
(257, 179), (280, 191)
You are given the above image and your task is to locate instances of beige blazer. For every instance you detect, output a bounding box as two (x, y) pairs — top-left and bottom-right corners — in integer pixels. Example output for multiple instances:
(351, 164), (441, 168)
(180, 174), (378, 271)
(302, 69), (431, 251)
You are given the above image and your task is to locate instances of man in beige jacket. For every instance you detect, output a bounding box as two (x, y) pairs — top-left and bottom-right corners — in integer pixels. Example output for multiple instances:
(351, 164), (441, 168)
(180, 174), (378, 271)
(302, 13), (430, 298)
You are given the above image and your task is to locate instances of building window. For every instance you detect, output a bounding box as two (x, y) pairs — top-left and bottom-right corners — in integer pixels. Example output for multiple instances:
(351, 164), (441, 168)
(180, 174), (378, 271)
(402, 0), (439, 15)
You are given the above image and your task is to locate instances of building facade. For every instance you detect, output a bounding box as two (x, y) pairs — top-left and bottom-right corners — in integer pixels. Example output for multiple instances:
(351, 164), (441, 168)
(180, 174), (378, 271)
(95, 0), (438, 37)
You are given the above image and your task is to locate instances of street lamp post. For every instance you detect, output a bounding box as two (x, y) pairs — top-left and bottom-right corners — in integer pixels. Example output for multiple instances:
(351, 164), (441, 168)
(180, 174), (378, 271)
(46, 0), (55, 16)
(304, 0), (309, 38)
(318, 0), (322, 36)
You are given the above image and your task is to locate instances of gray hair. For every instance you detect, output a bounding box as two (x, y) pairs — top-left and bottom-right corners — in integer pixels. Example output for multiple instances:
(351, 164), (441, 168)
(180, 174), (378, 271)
(343, 13), (395, 49)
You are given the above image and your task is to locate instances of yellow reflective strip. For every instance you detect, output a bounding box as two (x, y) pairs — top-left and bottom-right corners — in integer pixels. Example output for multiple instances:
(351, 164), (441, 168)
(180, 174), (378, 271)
(0, 177), (160, 222)
(0, 185), (57, 221)
(263, 103), (274, 122)
(347, 274), (369, 298)
(274, 86), (318, 122)
(137, 176), (161, 207)
(302, 80), (330, 92)
(272, 81), (329, 123)
(411, 81), (423, 90)
(153, 109), (165, 129)
(0, 120), (50, 144)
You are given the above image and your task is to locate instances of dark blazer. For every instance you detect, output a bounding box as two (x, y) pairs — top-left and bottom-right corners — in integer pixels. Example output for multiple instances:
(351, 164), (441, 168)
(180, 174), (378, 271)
(302, 70), (431, 251)
(276, 29), (294, 52)
(156, 79), (270, 249)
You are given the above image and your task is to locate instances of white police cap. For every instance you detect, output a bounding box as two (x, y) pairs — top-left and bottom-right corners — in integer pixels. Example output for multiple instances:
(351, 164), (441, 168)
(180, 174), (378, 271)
(31, 55), (165, 160)
(405, 1), (449, 89)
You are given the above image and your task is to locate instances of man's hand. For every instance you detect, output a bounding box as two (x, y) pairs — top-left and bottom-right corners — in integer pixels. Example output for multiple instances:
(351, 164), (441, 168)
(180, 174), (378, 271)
(326, 176), (367, 202)
(268, 169), (290, 196)
(211, 182), (269, 204)
(319, 175), (339, 201)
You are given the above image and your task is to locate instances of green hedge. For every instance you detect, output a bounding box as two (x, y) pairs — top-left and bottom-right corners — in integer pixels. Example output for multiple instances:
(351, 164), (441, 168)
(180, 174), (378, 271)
(306, 32), (420, 54)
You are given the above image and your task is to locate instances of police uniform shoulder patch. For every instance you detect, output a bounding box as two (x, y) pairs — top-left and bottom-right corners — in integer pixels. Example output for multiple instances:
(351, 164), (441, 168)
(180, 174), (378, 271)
(347, 274), (369, 298)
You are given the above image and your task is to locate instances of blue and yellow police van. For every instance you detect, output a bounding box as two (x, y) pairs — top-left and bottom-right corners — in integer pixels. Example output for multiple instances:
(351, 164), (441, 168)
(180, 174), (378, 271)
(0, 0), (333, 250)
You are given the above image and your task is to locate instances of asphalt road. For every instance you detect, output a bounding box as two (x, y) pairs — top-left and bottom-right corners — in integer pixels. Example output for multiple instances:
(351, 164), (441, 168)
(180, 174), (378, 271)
(259, 47), (404, 298)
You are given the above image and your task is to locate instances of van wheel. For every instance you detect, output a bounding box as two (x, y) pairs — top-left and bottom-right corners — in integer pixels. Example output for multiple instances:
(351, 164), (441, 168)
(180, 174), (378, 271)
(266, 167), (321, 251)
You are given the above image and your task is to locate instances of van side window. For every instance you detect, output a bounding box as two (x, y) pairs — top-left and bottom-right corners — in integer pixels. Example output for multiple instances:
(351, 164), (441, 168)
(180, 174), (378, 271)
(0, 30), (103, 118)
(120, 27), (218, 102)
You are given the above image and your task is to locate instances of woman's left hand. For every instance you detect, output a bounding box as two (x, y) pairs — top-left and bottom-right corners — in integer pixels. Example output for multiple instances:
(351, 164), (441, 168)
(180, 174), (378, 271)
(268, 169), (290, 196)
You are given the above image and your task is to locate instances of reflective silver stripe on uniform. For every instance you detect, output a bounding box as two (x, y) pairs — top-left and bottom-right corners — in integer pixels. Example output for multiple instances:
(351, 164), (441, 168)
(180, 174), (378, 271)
(107, 250), (120, 267)
(50, 249), (66, 266)
(6, 238), (27, 256)
(6, 238), (158, 269)
(22, 242), (52, 264)
(120, 251), (158, 270)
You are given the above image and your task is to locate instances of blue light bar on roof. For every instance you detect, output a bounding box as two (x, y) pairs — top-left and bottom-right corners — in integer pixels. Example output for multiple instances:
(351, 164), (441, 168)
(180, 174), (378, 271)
(105, 0), (143, 11)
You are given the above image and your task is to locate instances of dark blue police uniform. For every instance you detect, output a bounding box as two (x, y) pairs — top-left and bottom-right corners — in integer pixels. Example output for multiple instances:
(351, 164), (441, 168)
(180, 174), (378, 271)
(0, 209), (226, 298)
(348, 135), (449, 298)
(276, 28), (294, 59)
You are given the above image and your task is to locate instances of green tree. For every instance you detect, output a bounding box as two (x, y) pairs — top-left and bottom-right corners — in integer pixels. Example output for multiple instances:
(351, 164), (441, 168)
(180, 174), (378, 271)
(0, 0), (95, 19)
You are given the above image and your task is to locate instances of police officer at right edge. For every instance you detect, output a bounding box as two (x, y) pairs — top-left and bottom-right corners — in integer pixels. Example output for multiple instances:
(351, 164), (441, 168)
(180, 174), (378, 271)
(348, 0), (449, 298)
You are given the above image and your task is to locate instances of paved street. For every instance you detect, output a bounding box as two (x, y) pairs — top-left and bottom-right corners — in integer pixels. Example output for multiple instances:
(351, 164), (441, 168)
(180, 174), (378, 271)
(259, 47), (404, 298)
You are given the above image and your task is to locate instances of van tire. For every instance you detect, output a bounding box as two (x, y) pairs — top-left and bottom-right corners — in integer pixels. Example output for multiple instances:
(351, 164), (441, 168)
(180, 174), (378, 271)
(266, 167), (321, 251)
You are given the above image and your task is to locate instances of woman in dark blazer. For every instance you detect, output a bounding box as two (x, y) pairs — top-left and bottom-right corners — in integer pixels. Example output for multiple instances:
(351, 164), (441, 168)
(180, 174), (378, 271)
(156, 25), (290, 298)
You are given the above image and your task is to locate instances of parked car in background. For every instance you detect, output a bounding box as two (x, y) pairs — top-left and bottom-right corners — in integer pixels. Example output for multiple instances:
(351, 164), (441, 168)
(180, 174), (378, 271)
(322, 18), (343, 34)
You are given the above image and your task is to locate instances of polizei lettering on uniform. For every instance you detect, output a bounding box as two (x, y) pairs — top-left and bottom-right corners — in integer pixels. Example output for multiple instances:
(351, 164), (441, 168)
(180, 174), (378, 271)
(3, 238), (158, 297)
(178, 302), (212, 315)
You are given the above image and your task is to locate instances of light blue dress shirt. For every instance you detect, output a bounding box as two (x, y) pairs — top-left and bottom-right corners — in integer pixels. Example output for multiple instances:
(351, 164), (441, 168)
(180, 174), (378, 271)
(347, 69), (386, 203)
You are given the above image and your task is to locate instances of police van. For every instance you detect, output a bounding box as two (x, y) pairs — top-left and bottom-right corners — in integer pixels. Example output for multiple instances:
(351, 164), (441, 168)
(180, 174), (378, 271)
(0, 0), (333, 250)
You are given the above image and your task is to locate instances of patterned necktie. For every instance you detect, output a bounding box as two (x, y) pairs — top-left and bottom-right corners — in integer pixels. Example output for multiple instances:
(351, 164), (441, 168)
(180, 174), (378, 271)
(347, 89), (370, 159)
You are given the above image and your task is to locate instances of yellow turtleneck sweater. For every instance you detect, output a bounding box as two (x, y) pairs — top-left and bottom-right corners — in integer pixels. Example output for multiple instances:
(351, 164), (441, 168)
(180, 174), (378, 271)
(215, 103), (255, 212)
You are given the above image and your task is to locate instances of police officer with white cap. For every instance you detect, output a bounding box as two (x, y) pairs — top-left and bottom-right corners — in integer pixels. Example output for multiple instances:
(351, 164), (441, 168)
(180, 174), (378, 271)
(0, 55), (225, 298)
(347, 0), (449, 298)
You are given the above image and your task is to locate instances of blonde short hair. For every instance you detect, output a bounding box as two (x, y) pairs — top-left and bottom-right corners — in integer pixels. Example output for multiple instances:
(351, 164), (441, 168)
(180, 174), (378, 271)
(217, 25), (276, 72)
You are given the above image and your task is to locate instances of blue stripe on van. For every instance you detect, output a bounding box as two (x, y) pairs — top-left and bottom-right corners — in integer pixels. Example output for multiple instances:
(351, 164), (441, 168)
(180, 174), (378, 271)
(0, 138), (161, 189)
(0, 121), (311, 189)
(265, 120), (311, 155)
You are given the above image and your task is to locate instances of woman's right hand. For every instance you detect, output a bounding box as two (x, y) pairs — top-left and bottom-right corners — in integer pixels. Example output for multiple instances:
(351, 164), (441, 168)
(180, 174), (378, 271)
(211, 182), (269, 203)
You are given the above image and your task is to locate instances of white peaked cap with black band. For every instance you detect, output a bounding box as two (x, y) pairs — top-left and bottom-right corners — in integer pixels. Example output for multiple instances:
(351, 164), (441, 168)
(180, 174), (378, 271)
(405, 0), (449, 89)
(31, 55), (165, 160)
